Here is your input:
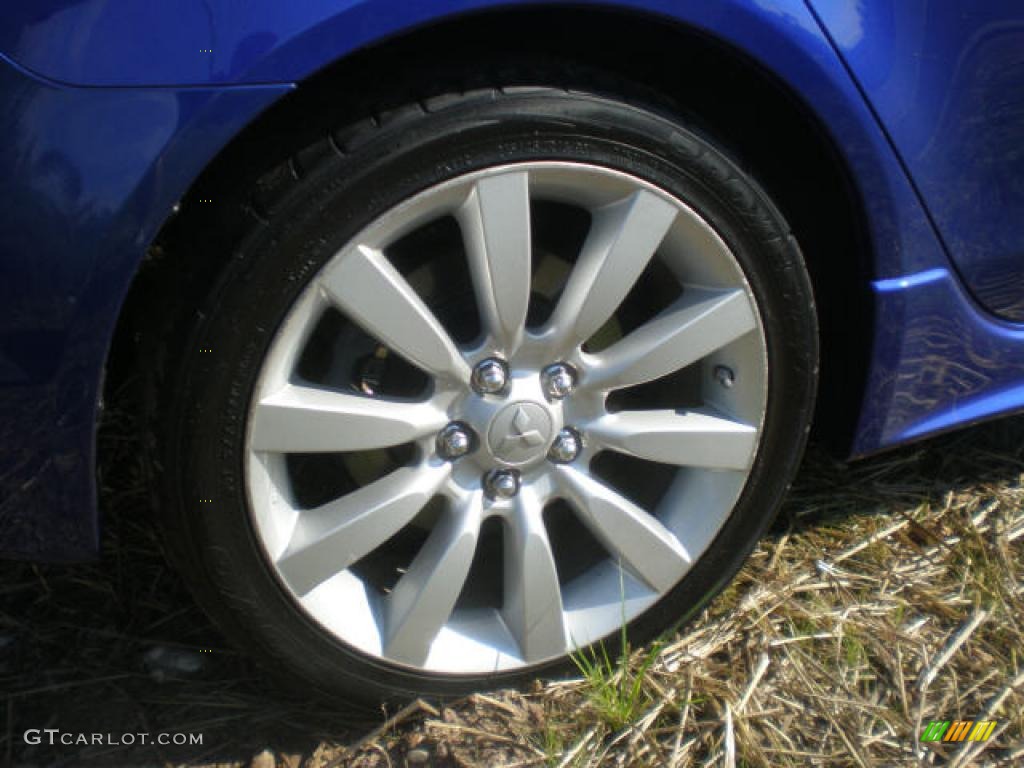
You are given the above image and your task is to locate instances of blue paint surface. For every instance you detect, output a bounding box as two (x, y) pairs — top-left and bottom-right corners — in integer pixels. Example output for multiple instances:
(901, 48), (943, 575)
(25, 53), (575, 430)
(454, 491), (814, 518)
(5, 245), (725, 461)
(810, 1), (1024, 320)
(0, 54), (289, 559)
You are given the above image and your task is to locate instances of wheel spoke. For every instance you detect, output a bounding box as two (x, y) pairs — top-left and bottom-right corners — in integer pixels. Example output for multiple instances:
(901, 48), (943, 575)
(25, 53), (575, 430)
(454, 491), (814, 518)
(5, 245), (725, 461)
(504, 488), (569, 662)
(588, 409), (758, 471)
(543, 189), (677, 353)
(383, 496), (482, 666)
(250, 383), (446, 453)
(583, 288), (756, 391)
(276, 464), (450, 596)
(459, 172), (532, 354)
(319, 244), (470, 384)
(555, 466), (689, 593)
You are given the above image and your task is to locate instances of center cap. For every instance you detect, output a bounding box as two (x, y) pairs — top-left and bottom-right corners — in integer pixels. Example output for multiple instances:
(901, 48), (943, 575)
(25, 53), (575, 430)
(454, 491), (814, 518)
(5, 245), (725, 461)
(487, 401), (554, 466)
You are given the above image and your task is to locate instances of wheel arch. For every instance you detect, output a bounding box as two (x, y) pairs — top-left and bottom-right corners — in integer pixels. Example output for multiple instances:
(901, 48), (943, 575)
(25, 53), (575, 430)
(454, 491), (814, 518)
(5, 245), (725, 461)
(104, 4), (878, 507)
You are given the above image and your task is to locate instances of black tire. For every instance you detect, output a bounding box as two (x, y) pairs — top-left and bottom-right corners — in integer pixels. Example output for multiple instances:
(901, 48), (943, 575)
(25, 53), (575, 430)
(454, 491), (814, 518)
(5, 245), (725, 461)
(147, 79), (818, 704)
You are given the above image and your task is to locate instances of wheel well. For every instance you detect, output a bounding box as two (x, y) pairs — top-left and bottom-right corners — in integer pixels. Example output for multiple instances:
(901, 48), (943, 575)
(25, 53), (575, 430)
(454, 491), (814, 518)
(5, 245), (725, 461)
(110, 5), (872, 456)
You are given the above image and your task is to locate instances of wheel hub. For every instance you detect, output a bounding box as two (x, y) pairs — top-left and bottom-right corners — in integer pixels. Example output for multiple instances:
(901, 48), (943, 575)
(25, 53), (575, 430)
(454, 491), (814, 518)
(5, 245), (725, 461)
(487, 401), (554, 466)
(458, 367), (565, 470)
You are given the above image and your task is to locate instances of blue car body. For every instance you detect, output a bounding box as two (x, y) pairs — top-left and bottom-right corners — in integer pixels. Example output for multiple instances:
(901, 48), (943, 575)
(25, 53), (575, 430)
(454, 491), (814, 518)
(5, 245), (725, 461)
(0, 0), (1021, 560)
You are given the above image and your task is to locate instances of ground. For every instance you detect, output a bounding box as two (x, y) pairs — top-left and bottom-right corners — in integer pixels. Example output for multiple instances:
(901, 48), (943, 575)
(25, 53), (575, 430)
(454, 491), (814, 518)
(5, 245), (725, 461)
(1, 410), (1022, 767)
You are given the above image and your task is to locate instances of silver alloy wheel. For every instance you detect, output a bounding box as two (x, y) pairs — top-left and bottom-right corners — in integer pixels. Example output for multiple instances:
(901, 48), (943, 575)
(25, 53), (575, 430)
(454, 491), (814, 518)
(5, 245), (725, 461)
(245, 162), (767, 674)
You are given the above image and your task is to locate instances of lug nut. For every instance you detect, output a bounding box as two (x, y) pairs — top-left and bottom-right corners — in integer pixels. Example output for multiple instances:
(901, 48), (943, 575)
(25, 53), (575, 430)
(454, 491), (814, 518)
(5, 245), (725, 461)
(713, 365), (736, 389)
(437, 423), (474, 460)
(541, 363), (577, 400)
(548, 428), (583, 464)
(471, 358), (509, 395)
(484, 469), (520, 499)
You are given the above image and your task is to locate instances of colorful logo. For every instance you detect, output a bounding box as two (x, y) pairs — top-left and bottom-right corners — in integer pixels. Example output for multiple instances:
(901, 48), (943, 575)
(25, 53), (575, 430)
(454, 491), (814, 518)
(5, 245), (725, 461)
(921, 720), (997, 743)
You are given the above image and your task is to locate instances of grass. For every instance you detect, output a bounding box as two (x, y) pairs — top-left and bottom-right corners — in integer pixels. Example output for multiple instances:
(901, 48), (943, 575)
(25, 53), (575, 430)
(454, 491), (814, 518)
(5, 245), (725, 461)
(570, 633), (663, 733)
(569, 569), (664, 734)
(2, 409), (1023, 766)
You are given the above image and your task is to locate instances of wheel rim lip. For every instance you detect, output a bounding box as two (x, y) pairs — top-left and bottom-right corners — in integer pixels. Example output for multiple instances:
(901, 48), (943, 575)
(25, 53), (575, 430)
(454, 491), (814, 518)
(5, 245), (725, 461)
(243, 160), (769, 675)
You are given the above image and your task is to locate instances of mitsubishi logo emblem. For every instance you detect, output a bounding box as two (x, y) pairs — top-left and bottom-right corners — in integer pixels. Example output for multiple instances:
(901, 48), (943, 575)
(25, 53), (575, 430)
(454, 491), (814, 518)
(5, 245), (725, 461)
(499, 406), (546, 454)
(487, 401), (554, 465)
